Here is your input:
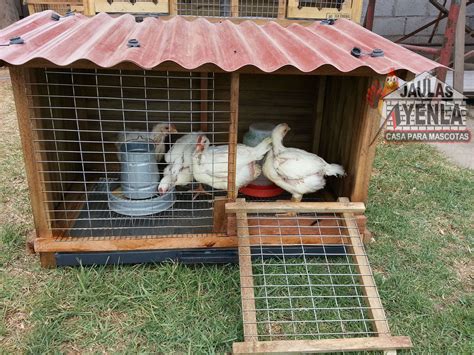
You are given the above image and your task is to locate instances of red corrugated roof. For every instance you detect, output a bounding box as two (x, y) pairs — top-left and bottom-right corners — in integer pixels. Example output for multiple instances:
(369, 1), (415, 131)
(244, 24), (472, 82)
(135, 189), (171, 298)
(0, 11), (442, 74)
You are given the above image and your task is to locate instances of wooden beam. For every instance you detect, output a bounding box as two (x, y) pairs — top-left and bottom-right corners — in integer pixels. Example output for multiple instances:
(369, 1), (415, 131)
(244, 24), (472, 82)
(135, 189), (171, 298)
(227, 73), (239, 201)
(9, 68), (52, 241)
(233, 336), (412, 354)
(236, 200), (258, 342)
(454, 0), (466, 93)
(225, 201), (366, 214)
(339, 197), (391, 336)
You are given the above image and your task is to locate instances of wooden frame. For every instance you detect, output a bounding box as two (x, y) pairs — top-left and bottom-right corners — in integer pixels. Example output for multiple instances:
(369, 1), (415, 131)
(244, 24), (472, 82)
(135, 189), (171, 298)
(10, 62), (383, 266)
(94, 0), (168, 14)
(229, 198), (412, 353)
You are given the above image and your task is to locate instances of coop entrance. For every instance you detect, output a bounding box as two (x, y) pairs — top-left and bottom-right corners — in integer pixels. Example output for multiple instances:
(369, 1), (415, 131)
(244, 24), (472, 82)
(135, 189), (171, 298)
(30, 68), (231, 240)
(226, 198), (412, 353)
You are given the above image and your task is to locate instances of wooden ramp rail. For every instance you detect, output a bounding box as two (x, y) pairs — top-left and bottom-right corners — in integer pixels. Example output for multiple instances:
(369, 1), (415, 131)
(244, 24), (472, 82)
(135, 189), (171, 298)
(226, 198), (412, 354)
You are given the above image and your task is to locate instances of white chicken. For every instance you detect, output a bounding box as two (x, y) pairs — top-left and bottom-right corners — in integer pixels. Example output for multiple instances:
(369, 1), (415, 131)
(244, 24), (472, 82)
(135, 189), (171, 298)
(115, 123), (177, 162)
(192, 135), (272, 191)
(158, 132), (202, 195)
(263, 123), (345, 202)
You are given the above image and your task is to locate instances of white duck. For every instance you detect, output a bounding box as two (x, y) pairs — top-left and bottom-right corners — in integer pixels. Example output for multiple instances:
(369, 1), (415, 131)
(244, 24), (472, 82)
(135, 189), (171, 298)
(158, 132), (202, 195)
(263, 123), (345, 202)
(115, 123), (177, 162)
(192, 135), (272, 191)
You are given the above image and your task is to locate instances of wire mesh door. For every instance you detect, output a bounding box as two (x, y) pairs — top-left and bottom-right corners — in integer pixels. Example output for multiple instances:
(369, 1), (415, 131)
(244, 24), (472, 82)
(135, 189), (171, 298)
(29, 68), (231, 240)
(226, 198), (412, 353)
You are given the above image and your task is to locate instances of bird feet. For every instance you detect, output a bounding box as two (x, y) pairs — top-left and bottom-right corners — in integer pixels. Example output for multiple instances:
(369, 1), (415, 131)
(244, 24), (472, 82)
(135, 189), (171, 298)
(191, 184), (212, 200)
(276, 197), (301, 218)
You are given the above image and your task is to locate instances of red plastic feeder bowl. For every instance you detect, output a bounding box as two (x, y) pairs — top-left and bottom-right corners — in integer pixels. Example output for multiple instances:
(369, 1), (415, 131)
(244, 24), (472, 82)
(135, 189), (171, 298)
(240, 183), (284, 198)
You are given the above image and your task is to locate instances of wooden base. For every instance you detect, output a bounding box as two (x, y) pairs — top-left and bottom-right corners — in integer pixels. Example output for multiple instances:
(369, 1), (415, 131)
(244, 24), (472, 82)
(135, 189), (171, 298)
(39, 252), (56, 268)
(233, 336), (412, 354)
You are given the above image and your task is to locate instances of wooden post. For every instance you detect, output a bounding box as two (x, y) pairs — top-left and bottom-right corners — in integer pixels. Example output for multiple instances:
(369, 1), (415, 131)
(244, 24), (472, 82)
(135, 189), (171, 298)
(227, 73), (239, 201)
(351, 78), (380, 203)
(231, 0), (239, 17)
(454, 0), (466, 93)
(277, 0), (287, 19)
(10, 67), (56, 267)
(83, 0), (95, 15)
(169, 0), (177, 15)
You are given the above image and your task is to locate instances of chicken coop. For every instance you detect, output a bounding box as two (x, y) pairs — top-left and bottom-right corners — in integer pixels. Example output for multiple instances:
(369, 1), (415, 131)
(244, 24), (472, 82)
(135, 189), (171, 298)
(1, 10), (441, 353)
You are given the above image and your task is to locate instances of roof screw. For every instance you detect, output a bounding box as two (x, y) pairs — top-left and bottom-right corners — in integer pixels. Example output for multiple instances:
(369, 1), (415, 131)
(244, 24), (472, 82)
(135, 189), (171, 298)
(127, 39), (140, 48)
(51, 13), (61, 21)
(370, 48), (384, 57)
(135, 16), (144, 23)
(65, 9), (75, 17)
(9, 36), (24, 45)
(321, 19), (336, 25)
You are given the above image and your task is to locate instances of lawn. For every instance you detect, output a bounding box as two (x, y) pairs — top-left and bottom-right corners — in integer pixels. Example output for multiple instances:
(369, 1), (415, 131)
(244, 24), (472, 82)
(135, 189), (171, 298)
(0, 69), (473, 353)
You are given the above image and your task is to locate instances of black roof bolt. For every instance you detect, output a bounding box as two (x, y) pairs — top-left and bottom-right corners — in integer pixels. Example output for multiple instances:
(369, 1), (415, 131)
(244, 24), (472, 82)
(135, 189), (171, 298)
(370, 48), (384, 57)
(10, 36), (24, 45)
(65, 9), (75, 17)
(321, 19), (336, 25)
(127, 39), (140, 48)
(51, 13), (61, 21)
(135, 16), (144, 23)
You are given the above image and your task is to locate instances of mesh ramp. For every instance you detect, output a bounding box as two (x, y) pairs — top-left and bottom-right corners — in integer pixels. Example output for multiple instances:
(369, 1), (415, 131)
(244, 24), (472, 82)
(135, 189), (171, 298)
(226, 198), (412, 354)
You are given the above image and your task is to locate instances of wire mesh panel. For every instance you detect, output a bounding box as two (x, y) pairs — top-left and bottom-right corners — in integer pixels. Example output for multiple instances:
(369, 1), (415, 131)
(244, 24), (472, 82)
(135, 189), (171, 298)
(227, 200), (410, 353)
(28, 68), (231, 239)
(287, 0), (362, 21)
(177, 0), (280, 18)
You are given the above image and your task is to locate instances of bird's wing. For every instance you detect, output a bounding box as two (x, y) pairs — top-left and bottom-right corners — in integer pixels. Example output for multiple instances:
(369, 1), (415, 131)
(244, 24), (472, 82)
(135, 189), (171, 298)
(197, 145), (229, 177)
(273, 148), (327, 180)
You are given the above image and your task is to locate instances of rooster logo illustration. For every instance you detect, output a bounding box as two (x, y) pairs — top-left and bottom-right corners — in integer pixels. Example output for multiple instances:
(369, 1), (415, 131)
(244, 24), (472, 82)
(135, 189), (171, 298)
(367, 69), (399, 115)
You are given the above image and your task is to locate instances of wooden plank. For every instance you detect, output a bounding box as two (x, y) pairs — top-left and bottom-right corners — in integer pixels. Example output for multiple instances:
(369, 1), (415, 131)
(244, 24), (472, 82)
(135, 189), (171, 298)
(233, 336), (412, 354)
(200, 73), (209, 132)
(9, 68), (52, 241)
(454, 0), (466, 93)
(350, 88), (380, 203)
(225, 201), (366, 214)
(94, 0), (169, 13)
(227, 73), (239, 201)
(35, 233), (346, 253)
(236, 200), (258, 342)
(277, 0), (287, 19)
(339, 197), (390, 336)
(231, 0), (239, 17)
(312, 76), (326, 154)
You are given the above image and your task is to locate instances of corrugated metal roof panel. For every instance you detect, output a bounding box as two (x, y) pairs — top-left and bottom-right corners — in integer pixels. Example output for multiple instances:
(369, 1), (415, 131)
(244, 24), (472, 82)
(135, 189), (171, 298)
(0, 11), (442, 75)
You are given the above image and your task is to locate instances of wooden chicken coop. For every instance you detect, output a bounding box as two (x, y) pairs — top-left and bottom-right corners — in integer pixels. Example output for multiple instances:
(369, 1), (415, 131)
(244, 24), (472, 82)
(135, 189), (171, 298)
(26, 0), (364, 22)
(0, 9), (441, 353)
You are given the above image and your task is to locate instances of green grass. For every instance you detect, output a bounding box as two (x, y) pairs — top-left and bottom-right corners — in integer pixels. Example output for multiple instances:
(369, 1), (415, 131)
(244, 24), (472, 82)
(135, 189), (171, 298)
(1, 130), (473, 353)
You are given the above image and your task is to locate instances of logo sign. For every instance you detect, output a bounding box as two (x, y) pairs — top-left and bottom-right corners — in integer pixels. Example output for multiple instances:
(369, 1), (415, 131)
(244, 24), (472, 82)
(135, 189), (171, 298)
(380, 72), (470, 143)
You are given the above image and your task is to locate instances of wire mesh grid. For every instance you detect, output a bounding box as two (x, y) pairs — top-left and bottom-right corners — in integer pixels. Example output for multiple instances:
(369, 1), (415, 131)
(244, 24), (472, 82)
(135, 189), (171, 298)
(177, 0), (280, 18)
(297, 0), (346, 10)
(237, 210), (389, 341)
(28, 68), (231, 239)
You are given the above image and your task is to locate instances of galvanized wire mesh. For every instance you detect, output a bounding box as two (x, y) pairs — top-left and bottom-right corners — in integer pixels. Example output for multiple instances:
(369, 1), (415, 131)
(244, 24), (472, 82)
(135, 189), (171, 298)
(28, 68), (231, 239)
(237, 211), (389, 340)
(177, 0), (280, 18)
